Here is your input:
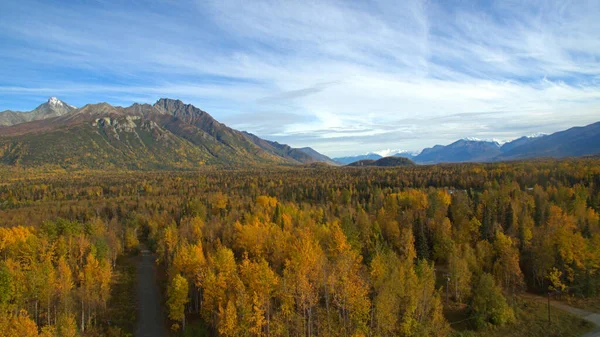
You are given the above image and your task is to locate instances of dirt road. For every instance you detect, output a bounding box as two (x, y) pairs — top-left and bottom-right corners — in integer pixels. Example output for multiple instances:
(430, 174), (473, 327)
(135, 245), (168, 337)
(524, 294), (600, 337)
(548, 300), (600, 337)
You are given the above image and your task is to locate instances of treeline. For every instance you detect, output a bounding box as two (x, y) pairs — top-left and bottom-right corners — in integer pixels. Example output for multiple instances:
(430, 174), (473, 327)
(0, 158), (599, 336)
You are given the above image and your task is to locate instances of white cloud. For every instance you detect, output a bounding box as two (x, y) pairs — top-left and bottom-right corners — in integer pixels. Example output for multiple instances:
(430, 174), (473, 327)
(0, 0), (599, 156)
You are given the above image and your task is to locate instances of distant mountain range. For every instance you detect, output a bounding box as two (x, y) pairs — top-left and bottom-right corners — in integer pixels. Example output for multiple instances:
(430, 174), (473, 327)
(336, 123), (600, 165)
(414, 138), (505, 164)
(334, 150), (417, 165)
(0, 98), (336, 169)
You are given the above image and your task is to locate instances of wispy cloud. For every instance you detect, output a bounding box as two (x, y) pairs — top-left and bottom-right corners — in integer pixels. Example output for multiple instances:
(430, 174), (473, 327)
(0, 0), (599, 156)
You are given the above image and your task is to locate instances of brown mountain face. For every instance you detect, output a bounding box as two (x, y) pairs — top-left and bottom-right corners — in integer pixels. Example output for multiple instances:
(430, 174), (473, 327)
(241, 131), (319, 164)
(0, 98), (335, 169)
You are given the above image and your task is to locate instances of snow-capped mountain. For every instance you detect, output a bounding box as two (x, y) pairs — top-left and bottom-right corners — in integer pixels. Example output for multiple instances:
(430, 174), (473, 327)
(335, 129), (572, 165)
(48, 96), (77, 110)
(461, 137), (507, 146)
(415, 138), (503, 164)
(0, 97), (77, 126)
(526, 132), (547, 138)
(373, 149), (420, 157)
(0, 98), (337, 168)
(500, 134), (548, 152)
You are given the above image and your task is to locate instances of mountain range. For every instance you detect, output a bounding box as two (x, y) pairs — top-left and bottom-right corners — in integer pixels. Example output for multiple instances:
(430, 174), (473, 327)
(334, 151), (417, 165)
(0, 98), (336, 169)
(336, 124), (600, 165)
(411, 126), (599, 163)
(1, 97), (599, 169)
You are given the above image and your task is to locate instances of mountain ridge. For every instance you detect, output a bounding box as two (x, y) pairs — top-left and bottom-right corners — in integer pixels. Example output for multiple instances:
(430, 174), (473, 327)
(0, 98), (335, 169)
(0, 97), (76, 127)
(336, 122), (599, 164)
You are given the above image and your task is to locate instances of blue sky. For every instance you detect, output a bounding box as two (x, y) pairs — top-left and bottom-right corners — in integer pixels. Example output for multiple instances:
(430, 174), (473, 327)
(1, 0), (599, 157)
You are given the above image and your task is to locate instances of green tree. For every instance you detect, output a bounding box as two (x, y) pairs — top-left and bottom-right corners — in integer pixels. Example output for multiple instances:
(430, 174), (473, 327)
(471, 273), (514, 329)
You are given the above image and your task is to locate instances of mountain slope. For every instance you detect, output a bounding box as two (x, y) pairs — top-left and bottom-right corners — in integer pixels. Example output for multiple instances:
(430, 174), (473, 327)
(0, 97), (76, 126)
(499, 136), (542, 153)
(241, 131), (318, 164)
(297, 147), (339, 166)
(0, 98), (333, 169)
(415, 139), (502, 164)
(496, 122), (600, 160)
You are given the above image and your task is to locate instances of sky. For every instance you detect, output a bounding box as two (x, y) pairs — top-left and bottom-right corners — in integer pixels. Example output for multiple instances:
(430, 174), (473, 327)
(1, 0), (599, 157)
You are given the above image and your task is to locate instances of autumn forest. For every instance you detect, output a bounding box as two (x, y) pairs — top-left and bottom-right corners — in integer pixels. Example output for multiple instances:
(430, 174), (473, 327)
(1, 159), (600, 336)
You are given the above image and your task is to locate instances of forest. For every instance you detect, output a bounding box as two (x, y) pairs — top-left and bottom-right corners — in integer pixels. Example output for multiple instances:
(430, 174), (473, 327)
(1, 158), (600, 336)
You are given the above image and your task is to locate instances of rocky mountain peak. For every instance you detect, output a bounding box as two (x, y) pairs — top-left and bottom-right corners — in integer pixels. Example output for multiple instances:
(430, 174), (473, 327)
(48, 97), (63, 106)
(46, 97), (77, 109)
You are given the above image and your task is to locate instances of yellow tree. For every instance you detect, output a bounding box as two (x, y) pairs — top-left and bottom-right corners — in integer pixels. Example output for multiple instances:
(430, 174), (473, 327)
(56, 313), (77, 337)
(239, 256), (279, 336)
(56, 257), (74, 316)
(282, 231), (323, 337)
(218, 299), (238, 337)
(158, 223), (179, 267)
(326, 222), (370, 336)
(448, 245), (473, 304)
(167, 274), (190, 331)
(202, 246), (238, 325)
(370, 249), (410, 337)
(492, 231), (524, 296)
(0, 310), (40, 337)
(98, 260), (112, 312)
(172, 242), (206, 313)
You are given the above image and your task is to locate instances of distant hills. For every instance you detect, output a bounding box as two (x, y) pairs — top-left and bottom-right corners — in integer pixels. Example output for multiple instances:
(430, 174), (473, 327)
(337, 122), (600, 165)
(334, 150), (417, 165)
(347, 156), (415, 167)
(412, 123), (599, 163)
(0, 98), (336, 169)
(334, 153), (384, 165)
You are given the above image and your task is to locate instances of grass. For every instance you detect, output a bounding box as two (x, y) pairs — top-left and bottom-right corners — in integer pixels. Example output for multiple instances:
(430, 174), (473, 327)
(183, 318), (211, 337)
(447, 297), (594, 337)
(563, 296), (600, 313)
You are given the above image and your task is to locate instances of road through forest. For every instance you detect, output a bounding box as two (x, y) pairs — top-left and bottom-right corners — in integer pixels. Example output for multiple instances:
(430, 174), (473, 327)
(135, 245), (168, 337)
